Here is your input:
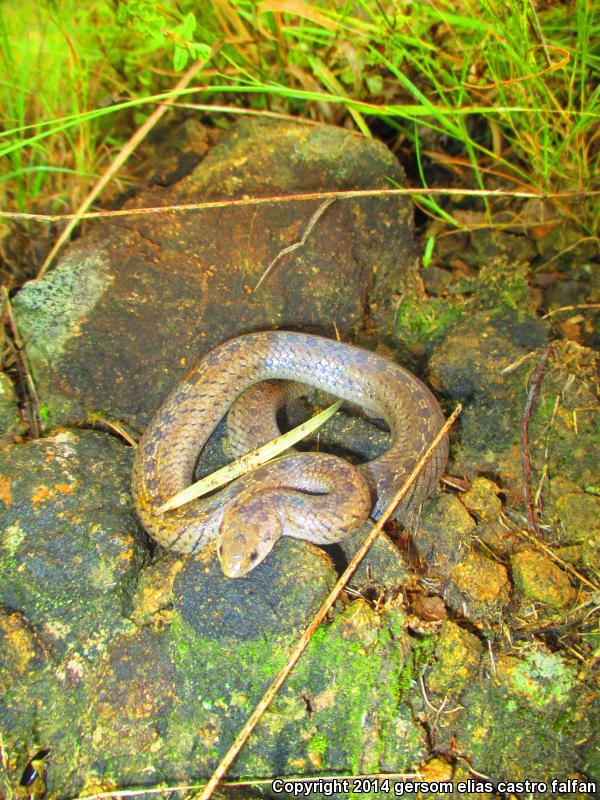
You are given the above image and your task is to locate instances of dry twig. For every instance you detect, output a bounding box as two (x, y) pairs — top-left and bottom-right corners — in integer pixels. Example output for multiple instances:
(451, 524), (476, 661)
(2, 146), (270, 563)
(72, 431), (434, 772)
(543, 303), (600, 318)
(1, 287), (41, 437)
(37, 57), (211, 277)
(2, 188), (598, 225)
(72, 770), (421, 800)
(197, 405), (461, 800)
(520, 346), (551, 531)
(252, 197), (336, 292)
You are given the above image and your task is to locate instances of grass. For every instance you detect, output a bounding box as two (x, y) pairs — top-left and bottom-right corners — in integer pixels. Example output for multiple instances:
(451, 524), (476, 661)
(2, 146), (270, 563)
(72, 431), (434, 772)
(0, 0), (598, 280)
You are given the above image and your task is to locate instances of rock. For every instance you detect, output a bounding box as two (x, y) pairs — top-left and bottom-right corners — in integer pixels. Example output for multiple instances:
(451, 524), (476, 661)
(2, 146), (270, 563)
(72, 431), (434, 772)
(13, 118), (417, 430)
(0, 430), (146, 794)
(336, 521), (409, 594)
(430, 324), (599, 510)
(432, 648), (595, 795)
(138, 598), (425, 785)
(411, 495), (510, 626)
(535, 222), (599, 263)
(461, 477), (503, 522)
(91, 627), (179, 781)
(446, 551), (511, 624)
(142, 117), (213, 186)
(555, 492), (600, 545)
(510, 549), (576, 610)
(496, 648), (577, 710)
(271, 602), (426, 777)
(413, 495), (476, 575)
(468, 229), (536, 266)
(544, 279), (590, 311)
(422, 265), (453, 296)
(0, 427), (428, 794)
(429, 310), (548, 460)
(173, 537), (336, 643)
(425, 620), (482, 698)
(582, 534), (600, 573)
(408, 593), (447, 624)
(0, 372), (25, 438)
(0, 430), (144, 659)
(130, 553), (185, 627)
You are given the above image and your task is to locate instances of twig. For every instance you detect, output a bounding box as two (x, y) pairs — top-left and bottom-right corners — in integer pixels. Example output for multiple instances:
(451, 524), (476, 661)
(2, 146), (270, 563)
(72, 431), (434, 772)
(1, 287), (42, 437)
(2, 188), (598, 224)
(197, 405), (461, 800)
(81, 413), (138, 448)
(520, 347), (550, 531)
(513, 523), (600, 592)
(158, 101), (324, 127)
(418, 675), (463, 717)
(500, 350), (536, 374)
(71, 770), (421, 800)
(37, 57), (211, 277)
(533, 393), (560, 511)
(543, 303), (600, 318)
(252, 197), (336, 292)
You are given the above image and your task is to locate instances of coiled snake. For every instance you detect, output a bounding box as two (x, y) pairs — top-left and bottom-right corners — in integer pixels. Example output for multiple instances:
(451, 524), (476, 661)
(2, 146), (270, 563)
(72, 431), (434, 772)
(132, 331), (448, 577)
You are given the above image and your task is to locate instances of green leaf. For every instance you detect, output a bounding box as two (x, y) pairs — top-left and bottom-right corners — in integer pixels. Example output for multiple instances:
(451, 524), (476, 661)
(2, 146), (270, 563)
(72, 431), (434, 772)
(173, 46), (189, 72)
(422, 235), (436, 267)
(189, 42), (211, 62)
(181, 12), (197, 40)
(116, 3), (128, 24)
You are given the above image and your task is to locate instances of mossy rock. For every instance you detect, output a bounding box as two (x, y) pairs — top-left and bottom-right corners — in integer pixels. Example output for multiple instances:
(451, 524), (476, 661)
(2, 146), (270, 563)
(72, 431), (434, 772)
(13, 118), (417, 431)
(510, 549), (576, 610)
(0, 372), (26, 438)
(431, 648), (597, 796)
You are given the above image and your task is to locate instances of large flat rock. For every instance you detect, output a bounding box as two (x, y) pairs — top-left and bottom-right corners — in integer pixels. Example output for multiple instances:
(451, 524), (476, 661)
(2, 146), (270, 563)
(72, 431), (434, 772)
(14, 119), (416, 431)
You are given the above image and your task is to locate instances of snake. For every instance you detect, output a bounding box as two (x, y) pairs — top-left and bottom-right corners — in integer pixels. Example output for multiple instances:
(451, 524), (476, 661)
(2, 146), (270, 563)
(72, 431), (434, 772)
(132, 331), (449, 578)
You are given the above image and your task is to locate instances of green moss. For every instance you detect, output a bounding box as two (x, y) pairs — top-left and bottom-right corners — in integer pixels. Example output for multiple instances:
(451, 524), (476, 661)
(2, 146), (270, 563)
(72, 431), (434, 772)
(503, 650), (576, 709)
(461, 260), (531, 313)
(308, 732), (328, 758)
(395, 292), (462, 351)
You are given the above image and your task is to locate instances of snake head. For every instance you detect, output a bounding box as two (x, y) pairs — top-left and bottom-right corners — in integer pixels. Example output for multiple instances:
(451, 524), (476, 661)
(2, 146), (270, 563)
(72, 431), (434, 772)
(217, 496), (283, 578)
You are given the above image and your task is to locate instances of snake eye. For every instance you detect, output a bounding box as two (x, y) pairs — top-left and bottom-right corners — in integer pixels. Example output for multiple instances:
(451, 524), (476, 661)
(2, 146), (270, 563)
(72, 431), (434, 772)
(249, 549), (259, 562)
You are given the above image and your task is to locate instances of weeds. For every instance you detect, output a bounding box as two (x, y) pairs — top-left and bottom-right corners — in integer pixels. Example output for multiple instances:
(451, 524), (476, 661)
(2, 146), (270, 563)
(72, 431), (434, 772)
(0, 0), (598, 279)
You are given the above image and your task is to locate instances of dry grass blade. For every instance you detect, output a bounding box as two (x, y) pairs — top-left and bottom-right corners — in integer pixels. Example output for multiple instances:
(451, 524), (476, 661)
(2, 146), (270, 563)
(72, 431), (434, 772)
(1, 286), (42, 437)
(197, 404), (462, 800)
(156, 399), (343, 514)
(3, 187), (598, 225)
(37, 57), (210, 278)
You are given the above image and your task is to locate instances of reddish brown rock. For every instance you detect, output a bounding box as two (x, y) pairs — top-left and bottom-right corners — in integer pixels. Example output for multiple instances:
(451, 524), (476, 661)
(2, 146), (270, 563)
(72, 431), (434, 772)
(14, 118), (416, 430)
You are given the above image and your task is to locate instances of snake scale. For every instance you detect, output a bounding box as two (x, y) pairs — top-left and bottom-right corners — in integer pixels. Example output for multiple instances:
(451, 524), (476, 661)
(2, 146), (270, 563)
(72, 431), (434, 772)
(132, 331), (449, 577)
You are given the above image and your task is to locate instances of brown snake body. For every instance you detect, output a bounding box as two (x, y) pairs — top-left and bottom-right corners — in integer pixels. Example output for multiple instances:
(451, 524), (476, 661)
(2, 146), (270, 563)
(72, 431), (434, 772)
(132, 331), (449, 577)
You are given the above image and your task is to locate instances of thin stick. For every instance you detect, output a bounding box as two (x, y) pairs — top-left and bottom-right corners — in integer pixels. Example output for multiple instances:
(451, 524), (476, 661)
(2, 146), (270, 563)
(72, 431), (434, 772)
(37, 57), (210, 278)
(197, 404), (462, 800)
(2, 188), (598, 224)
(515, 525), (599, 592)
(1, 287), (42, 437)
(72, 770), (421, 800)
(543, 303), (600, 317)
(252, 197), (336, 292)
(520, 347), (550, 531)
